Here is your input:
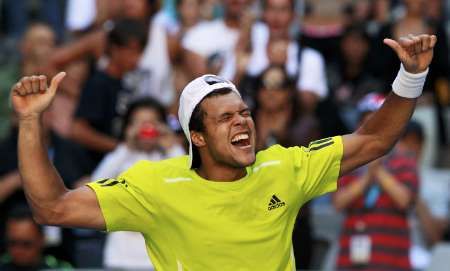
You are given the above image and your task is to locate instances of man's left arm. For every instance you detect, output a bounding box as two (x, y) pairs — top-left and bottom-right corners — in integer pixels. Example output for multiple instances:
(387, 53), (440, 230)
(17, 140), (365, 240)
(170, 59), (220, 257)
(340, 34), (437, 176)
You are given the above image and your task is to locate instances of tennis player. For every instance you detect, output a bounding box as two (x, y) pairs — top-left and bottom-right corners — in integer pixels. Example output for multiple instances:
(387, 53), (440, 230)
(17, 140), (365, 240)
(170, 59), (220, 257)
(11, 34), (436, 270)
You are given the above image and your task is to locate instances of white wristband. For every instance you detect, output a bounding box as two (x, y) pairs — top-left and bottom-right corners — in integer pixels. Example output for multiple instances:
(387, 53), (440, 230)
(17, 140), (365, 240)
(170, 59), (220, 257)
(392, 64), (428, 99)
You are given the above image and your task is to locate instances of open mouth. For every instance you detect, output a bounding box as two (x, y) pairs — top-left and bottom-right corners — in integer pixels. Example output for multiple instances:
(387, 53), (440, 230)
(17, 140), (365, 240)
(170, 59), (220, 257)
(231, 132), (251, 148)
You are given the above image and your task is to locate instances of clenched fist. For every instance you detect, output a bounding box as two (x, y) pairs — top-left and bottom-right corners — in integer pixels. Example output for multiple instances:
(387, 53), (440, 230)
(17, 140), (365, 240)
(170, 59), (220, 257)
(11, 72), (66, 120)
(384, 34), (437, 74)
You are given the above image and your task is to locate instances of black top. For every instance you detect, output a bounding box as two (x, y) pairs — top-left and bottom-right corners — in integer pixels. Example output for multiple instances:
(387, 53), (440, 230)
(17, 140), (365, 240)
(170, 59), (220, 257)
(75, 70), (126, 138)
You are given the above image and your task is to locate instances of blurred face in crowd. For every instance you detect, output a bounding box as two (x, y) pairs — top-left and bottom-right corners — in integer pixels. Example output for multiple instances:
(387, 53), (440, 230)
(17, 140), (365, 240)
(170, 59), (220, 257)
(178, 0), (201, 28)
(341, 31), (369, 65)
(126, 107), (164, 151)
(258, 87), (291, 113)
(223, 0), (250, 19)
(21, 24), (56, 62)
(192, 92), (256, 168)
(263, 0), (294, 39)
(6, 219), (44, 267)
(403, 132), (423, 158)
(404, 0), (426, 16)
(110, 40), (144, 73)
(122, 0), (152, 19)
(257, 69), (292, 113)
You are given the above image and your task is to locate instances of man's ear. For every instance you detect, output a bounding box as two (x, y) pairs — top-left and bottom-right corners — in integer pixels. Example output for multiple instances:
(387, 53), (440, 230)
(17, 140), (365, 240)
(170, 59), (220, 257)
(191, 131), (206, 148)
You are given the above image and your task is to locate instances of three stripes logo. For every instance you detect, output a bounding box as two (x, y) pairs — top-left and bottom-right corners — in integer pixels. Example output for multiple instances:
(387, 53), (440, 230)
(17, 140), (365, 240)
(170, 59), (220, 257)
(308, 137), (334, 151)
(96, 178), (128, 188)
(268, 195), (285, 211)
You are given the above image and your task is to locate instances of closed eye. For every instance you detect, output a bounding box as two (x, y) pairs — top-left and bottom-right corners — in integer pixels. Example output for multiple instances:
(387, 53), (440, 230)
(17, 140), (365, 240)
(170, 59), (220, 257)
(218, 113), (233, 122)
(240, 109), (251, 117)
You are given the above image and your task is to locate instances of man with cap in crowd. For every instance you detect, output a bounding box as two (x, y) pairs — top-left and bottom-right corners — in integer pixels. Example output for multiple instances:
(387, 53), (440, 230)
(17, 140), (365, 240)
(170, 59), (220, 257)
(10, 34), (436, 270)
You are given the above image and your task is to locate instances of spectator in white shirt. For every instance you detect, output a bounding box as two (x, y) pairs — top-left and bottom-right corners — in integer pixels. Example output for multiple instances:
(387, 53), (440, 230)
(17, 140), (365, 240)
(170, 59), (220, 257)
(182, 0), (253, 78)
(92, 98), (185, 270)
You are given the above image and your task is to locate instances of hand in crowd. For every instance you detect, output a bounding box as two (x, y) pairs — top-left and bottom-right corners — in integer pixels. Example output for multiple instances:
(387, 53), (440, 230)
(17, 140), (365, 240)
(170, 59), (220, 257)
(10, 72), (66, 120)
(384, 34), (437, 73)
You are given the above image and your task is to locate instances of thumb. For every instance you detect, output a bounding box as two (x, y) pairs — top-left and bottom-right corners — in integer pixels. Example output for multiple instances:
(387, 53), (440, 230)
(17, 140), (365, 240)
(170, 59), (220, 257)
(48, 72), (66, 94)
(383, 38), (403, 55)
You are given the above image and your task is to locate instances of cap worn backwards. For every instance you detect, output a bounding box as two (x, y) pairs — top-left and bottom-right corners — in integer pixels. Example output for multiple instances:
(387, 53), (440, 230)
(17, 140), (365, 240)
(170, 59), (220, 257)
(178, 75), (241, 168)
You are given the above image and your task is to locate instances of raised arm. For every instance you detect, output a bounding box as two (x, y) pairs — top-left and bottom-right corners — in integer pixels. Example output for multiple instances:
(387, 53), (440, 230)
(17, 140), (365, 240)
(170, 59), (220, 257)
(340, 34), (437, 176)
(11, 73), (105, 230)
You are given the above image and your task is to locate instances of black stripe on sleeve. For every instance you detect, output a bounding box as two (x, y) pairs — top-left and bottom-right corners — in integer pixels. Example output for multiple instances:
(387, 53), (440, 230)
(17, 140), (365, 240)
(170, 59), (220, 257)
(310, 141), (334, 151)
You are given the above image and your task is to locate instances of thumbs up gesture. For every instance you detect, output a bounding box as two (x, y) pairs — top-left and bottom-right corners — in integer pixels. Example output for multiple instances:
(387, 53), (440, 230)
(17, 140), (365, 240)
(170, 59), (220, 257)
(11, 72), (66, 120)
(384, 34), (437, 74)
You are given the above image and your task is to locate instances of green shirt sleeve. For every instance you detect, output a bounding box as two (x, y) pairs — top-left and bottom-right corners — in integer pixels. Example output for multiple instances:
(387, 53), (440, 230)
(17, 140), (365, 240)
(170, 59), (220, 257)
(290, 136), (343, 203)
(86, 161), (156, 233)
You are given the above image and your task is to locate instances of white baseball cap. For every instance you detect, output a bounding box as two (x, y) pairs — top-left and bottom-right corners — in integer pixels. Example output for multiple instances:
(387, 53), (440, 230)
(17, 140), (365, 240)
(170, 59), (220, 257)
(178, 74), (241, 168)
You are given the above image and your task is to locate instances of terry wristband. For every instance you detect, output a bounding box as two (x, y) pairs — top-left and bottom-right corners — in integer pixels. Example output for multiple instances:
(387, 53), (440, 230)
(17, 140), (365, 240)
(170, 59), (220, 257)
(392, 64), (428, 99)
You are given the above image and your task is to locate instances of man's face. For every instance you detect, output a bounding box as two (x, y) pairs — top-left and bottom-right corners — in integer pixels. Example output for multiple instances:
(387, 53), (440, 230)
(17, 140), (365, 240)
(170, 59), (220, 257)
(6, 219), (44, 267)
(111, 40), (143, 73)
(194, 92), (256, 168)
(263, 0), (293, 39)
(122, 0), (152, 19)
(126, 107), (163, 151)
(223, 0), (249, 19)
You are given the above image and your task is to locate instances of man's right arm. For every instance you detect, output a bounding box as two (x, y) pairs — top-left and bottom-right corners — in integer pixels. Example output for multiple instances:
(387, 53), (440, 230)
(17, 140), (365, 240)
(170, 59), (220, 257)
(13, 73), (105, 230)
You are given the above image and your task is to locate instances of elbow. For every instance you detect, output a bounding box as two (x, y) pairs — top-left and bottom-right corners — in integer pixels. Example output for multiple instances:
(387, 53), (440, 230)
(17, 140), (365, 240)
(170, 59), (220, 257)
(332, 196), (347, 212)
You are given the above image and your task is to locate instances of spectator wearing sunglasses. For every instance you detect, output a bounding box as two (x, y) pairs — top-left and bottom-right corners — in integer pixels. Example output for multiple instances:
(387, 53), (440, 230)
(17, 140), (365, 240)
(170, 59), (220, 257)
(0, 205), (71, 271)
(252, 66), (319, 268)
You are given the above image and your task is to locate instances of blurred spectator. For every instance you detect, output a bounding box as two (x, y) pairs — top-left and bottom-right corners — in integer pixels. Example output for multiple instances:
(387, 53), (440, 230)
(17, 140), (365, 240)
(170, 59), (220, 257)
(89, 98), (185, 270)
(70, 18), (148, 177)
(0, 206), (71, 271)
(0, 22), (56, 139)
(0, 109), (74, 262)
(2, 0), (64, 41)
(252, 66), (319, 150)
(52, 0), (176, 106)
(167, 0), (203, 116)
(0, 120), (24, 256)
(327, 24), (383, 130)
(225, 0), (328, 115)
(0, 23), (64, 255)
(333, 94), (420, 270)
(252, 66), (319, 268)
(182, 0), (253, 77)
(300, 0), (350, 64)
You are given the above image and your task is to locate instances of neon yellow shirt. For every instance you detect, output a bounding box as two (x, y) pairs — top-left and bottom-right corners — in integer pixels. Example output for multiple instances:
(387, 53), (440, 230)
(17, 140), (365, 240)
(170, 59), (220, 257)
(87, 136), (343, 270)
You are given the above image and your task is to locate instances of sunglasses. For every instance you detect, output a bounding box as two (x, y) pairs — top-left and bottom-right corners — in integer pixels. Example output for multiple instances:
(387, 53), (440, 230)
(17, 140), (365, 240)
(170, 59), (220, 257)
(7, 239), (37, 248)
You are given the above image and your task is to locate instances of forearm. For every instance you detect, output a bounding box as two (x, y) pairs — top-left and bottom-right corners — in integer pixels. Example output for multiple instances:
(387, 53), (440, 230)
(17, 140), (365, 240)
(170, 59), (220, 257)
(0, 171), (21, 203)
(333, 174), (370, 210)
(18, 117), (69, 222)
(71, 120), (118, 152)
(50, 30), (104, 68)
(376, 167), (412, 209)
(416, 198), (448, 246)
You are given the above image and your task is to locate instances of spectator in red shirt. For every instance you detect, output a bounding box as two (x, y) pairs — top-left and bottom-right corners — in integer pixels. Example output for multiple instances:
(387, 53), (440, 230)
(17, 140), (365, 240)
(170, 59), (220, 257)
(333, 93), (420, 270)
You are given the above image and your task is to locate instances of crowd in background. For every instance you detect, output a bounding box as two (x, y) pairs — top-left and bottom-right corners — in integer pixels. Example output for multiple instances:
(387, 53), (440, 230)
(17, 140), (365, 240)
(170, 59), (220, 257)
(0, 0), (449, 270)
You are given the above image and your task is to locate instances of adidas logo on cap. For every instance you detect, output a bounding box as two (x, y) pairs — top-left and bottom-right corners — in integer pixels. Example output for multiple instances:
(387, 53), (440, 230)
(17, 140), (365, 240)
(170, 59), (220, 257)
(268, 194), (285, 211)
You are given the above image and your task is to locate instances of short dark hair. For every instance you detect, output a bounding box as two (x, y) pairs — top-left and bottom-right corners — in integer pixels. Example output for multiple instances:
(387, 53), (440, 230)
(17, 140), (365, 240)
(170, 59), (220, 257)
(188, 88), (234, 168)
(7, 205), (43, 234)
(403, 121), (425, 143)
(106, 18), (148, 52)
(121, 97), (166, 139)
(261, 0), (295, 10)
